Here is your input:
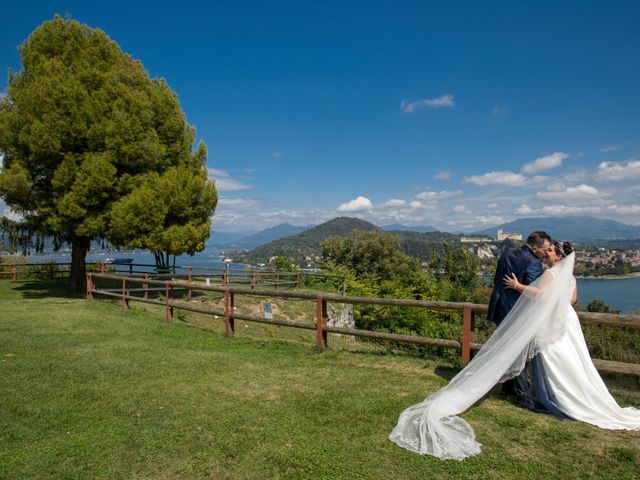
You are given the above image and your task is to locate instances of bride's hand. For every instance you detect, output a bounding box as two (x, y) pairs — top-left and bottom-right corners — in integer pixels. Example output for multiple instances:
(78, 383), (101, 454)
(503, 273), (519, 290)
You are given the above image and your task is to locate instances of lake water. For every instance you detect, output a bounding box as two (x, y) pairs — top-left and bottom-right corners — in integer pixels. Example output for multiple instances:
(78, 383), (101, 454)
(25, 247), (250, 273)
(576, 275), (640, 314)
(23, 249), (640, 313)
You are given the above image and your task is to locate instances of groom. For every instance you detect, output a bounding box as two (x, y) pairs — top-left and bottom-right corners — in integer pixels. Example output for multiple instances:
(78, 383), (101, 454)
(487, 230), (551, 409)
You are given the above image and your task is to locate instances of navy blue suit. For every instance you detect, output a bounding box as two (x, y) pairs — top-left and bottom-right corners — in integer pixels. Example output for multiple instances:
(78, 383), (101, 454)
(487, 245), (543, 325)
(487, 244), (543, 406)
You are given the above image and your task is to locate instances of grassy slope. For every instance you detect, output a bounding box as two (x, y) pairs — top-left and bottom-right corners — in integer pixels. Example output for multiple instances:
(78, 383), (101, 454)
(1, 280), (638, 479)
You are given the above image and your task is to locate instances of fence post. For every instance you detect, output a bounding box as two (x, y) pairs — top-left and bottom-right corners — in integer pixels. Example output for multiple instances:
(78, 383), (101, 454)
(121, 277), (129, 310)
(230, 292), (235, 334)
(275, 272), (280, 290)
(316, 294), (327, 349)
(187, 267), (193, 299)
(12, 264), (17, 282)
(165, 283), (172, 322)
(86, 274), (93, 300)
(462, 304), (475, 365)
(99, 262), (105, 273)
(251, 272), (257, 290)
(49, 263), (54, 279)
(223, 272), (228, 286)
(224, 288), (233, 337)
(143, 274), (149, 300)
(296, 272), (301, 288)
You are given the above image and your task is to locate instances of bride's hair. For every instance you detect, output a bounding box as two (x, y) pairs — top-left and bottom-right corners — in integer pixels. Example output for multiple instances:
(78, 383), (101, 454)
(553, 240), (574, 258)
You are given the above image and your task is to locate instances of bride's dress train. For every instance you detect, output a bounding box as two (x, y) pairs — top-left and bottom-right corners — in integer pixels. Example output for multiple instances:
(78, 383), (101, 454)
(535, 305), (640, 429)
(389, 253), (640, 460)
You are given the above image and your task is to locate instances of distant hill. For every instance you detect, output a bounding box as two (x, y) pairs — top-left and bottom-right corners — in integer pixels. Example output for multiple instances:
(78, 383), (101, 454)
(233, 217), (381, 264)
(207, 230), (256, 247)
(476, 216), (640, 242)
(233, 217), (461, 265)
(235, 223), (311, 249)
(394, 230), (460, 260)
(382, 224), (437, 233)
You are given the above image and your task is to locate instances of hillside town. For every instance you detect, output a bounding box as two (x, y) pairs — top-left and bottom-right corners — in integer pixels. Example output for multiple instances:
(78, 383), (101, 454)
(461, 230), (640, 276)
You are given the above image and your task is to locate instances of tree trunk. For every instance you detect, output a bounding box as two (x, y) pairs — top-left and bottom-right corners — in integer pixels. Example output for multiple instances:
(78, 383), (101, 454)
(69, 236), (90, 294)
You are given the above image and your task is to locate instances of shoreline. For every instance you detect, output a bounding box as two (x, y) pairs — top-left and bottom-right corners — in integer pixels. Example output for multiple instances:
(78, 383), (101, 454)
(576, 272), (640, 280)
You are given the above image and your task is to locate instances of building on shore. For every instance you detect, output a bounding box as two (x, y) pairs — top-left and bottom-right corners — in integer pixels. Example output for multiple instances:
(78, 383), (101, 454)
(460, 235), (492, 243)
(496, 229), (522, 241)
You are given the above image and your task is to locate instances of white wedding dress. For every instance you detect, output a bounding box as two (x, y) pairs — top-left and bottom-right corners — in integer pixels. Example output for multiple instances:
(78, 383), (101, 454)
(389, 253), (640, 460)
(537, 300), (640, 429)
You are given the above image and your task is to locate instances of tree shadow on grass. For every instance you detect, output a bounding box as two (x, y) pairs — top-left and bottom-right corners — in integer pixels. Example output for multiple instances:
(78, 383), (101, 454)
(433, 365), (460, 381)
(10, 279), (82, 300)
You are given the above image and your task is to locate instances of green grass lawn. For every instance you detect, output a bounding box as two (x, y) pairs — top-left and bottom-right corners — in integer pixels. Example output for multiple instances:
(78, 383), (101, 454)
(1, 280), (639, 479)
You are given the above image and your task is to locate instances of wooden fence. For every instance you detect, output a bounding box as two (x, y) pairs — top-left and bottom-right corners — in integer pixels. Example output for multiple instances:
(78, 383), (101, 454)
(87, 272), (640, 376)
(0, 261), (91, 280)
(1, 261), (345, 291)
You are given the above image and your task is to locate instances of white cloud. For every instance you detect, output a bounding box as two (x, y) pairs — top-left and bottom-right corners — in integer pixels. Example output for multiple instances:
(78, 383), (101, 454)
(463, 171), (527, 187)
(476, 215), (504, 225)
(536, 184), (600, 200)
(599, 143), (629, 153)
(259, 209), (336, 228)
(522, 152), (568, 174)
(212, 206), (333, 231)
(401, 94), (454, 113)
(517, 204), (603, 217)
(337, 196), (373, 212)
(596, 159), (640, 182)
(515, 204), (534, 215)
(605, 204), (640, 215)
(380, 199), (407, 208)
(435, 170), (451, 180)
(453, 205), (467, 213)
(529, 175), (550, 184)
(415, 190), (463, 200)
(207, 168), (253, 191)
(409, 200), (422, 209)
(218, 197), (260, 208)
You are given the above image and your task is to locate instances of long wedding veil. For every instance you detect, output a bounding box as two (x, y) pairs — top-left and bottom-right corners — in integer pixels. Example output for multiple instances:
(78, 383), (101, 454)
(389, 253), (575, 460)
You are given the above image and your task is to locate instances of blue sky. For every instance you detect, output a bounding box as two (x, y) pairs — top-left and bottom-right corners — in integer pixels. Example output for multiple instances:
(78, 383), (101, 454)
(1, 1), (640, 233)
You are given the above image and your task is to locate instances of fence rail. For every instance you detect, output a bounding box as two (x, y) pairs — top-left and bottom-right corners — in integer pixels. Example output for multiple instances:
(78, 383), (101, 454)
(87, 272), (640, 376)
(1, 261), (345, 291)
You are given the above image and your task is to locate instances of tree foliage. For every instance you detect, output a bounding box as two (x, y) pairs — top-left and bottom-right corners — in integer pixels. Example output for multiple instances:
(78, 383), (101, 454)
(586, 299), (620, 314)
(429, 243), (483, 302)
(109, 142), (217, 269)
(0, 16), (217, 290)
(316, 230), (488, 363)
(321, 229), (421, 282)
(266, 256), (299, 273)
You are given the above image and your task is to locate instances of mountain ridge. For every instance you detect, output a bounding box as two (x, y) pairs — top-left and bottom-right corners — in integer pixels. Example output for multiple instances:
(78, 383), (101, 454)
(233, 217), (380, 264)
(381, 224), (437, 233)
(475, 216), (640, 241)
(233, 223), (311, 249)
(233, 217), (458, 265)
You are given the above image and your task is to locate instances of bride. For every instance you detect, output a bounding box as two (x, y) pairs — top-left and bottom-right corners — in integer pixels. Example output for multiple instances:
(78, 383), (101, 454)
(389, 241), (640, 460)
